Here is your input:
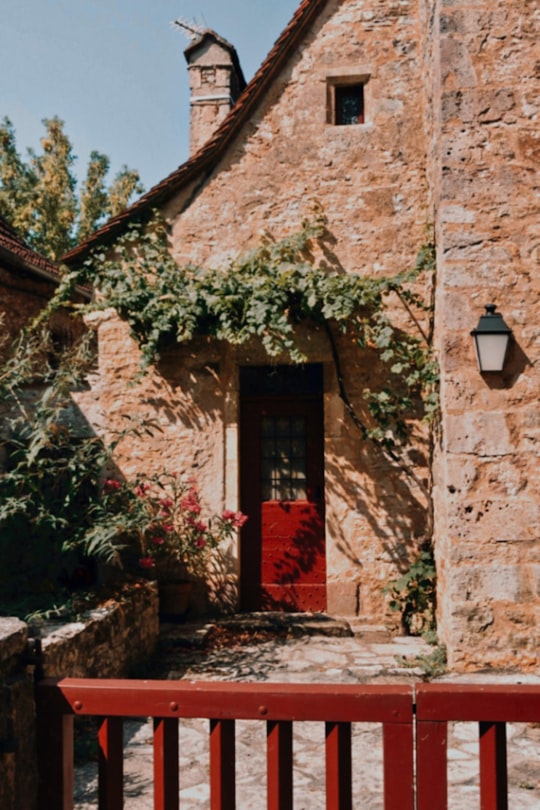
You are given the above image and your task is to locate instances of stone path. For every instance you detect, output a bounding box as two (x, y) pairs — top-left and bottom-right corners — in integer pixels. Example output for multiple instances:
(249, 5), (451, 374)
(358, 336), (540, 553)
(74, 616), (540, 809)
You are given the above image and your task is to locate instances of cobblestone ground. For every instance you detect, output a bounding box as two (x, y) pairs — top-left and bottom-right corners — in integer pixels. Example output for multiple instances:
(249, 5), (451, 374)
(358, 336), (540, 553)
(74, 621), (540, 809)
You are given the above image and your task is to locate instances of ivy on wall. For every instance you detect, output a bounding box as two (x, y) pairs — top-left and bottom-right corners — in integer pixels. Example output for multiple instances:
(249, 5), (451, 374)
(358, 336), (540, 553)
(52, 211), (438, 461)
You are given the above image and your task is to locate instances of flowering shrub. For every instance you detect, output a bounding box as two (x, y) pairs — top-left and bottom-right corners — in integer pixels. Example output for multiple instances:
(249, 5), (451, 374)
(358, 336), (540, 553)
(98, 473), (247, 581)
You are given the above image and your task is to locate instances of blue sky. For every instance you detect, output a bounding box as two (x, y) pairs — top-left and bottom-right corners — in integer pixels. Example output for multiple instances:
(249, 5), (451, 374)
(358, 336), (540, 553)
(2, 1), (300, 191)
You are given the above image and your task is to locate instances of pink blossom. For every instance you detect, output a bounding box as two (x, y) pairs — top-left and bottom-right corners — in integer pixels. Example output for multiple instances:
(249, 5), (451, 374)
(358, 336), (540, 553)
(103, 478), (121, 493)
(151, 537), (165, 546)
(195, 537), (207, 549)
(181, 487), (202, 514)
(162, 523), (174, 532)
(134, 482), (151, 497)
(223, 510), (248, 528)
(159, 498), (173, 514)
(233, 512), (248, 528)
(138, 557), (155, 569)
(193, 521), (207, 533)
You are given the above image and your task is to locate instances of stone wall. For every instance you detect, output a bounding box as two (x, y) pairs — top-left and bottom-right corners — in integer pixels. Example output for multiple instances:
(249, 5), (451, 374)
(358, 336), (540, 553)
(430, 0), (539, 670)
(0, 582), (158, 810)
(78, 0), (433, 622)
(0, 618), (36, 810)
(69, 0), (537, 667)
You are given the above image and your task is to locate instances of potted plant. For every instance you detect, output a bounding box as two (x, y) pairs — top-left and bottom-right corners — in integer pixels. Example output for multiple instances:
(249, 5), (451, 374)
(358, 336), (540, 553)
(96, 472), (247, 616)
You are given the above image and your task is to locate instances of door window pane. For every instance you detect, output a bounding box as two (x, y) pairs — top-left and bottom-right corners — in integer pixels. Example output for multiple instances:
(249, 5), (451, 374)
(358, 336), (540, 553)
(261, 416), (307, 501)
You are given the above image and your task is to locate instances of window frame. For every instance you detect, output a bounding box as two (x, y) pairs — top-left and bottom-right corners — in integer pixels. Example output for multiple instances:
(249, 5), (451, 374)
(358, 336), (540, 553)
(326, 72), (370, 127)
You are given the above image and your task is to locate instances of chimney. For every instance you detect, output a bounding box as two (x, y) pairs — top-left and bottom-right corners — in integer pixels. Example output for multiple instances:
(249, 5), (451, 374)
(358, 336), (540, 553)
(184, 31), (246, 155)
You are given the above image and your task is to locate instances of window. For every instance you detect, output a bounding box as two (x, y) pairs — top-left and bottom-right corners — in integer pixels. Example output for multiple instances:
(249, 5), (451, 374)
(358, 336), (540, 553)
(335, 84), (365, 125)
(326, 72), (369, 126)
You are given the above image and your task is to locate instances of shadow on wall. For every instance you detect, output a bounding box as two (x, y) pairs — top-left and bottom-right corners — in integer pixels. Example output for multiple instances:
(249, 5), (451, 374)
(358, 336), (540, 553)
(325, 436), (429, 576)
(481, 338), (532, 391)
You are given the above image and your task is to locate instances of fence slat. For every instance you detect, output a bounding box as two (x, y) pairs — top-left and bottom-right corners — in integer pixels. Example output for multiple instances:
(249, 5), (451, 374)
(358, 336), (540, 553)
(210, 718), (236, 810)
(154, 717), (179, 810)
(479, 721), (508, 810)
(98, 717), (124, 810)
(267, 720), (293, 810)
(383, 722), (414, 810)
(37, 711), (74, 810)
(325, 721), (352, 810)
(416, 720), (447, 810)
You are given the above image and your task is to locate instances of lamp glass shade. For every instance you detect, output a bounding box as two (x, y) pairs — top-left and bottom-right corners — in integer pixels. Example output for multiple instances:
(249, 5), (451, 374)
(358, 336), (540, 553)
(471, 305), (512, 373)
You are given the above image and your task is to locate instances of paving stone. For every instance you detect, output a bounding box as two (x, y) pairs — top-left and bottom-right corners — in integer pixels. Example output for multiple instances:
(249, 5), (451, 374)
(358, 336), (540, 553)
(74, 622), (540, 809)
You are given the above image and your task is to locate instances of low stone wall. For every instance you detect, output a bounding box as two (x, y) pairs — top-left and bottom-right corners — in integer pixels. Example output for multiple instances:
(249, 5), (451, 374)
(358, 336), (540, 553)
(0, 618), (36, 810)
(0, 580), (159, 810)
(32, 580), (159, 678)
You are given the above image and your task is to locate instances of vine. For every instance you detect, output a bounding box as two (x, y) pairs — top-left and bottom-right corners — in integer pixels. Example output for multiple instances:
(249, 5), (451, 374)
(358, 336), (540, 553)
(51, 211), (438, 463)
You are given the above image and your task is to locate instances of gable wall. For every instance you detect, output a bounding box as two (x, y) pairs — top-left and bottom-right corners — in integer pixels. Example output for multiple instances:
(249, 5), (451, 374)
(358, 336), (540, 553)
(166, 0), (433, 619)
(84, 0), (433, 620)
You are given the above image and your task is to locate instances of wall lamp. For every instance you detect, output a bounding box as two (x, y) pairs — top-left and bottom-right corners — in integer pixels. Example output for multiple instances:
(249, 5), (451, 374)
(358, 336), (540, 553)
(471, 304), (512, 373)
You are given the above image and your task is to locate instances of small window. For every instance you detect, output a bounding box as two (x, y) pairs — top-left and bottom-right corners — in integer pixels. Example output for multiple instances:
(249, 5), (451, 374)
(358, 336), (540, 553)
(334, 84), (364, 125)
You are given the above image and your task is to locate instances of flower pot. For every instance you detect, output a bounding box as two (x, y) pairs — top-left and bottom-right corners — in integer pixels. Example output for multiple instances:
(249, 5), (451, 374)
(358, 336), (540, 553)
(158, 581), (193, 619)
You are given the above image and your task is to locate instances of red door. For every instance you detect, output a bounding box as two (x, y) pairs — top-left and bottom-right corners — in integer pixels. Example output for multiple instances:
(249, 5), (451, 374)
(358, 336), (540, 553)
(240, 366), (326, 612)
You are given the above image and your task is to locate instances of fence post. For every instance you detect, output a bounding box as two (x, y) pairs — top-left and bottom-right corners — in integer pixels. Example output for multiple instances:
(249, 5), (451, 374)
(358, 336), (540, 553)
(36, 707), (74, 810)
(479, 721), (508, 810)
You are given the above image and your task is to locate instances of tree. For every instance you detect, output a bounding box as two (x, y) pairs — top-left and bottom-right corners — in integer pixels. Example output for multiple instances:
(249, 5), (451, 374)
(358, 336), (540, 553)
(0, 116), (143, 261)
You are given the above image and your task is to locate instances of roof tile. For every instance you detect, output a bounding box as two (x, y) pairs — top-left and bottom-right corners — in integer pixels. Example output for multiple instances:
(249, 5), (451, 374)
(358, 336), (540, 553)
(63, 0), (328, 264)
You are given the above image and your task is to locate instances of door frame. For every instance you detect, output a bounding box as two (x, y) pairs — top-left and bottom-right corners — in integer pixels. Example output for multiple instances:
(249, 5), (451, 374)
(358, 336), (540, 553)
(238, 364), (326, 611)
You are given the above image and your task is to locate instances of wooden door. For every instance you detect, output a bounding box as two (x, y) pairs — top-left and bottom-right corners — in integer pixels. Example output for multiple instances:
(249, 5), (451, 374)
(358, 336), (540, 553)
(240, 365), (326, 611)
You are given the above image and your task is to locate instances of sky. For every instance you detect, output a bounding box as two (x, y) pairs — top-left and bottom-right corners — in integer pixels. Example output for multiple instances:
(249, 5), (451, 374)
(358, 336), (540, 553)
(1, 0), (300, 192)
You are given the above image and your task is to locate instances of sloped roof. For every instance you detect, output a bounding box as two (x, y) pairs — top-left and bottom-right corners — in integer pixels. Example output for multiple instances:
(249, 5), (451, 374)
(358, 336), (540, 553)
(0, 216), (62, 282)
(63, 0), (328, 265)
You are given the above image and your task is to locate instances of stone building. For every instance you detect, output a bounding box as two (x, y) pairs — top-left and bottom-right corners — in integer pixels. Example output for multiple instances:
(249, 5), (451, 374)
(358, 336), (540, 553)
(63, 0), (539, 671)
(0, 216), (89, 358)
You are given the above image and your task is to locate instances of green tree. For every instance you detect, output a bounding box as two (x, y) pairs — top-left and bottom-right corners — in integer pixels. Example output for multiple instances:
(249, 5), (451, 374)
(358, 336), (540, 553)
(0, 116), (143, 260)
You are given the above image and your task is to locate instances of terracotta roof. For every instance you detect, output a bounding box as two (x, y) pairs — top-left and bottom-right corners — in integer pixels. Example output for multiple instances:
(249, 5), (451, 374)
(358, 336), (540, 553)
(63, 0), (328, 265)
(0, 216), (62, 282)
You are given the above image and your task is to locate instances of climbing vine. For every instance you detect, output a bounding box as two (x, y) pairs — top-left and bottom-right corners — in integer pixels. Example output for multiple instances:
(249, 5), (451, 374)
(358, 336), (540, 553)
(52, 210), (438, 460)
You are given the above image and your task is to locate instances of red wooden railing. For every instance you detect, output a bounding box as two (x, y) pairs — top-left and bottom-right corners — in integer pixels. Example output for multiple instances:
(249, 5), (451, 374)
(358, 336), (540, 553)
(416, 684), (540, 810)
(36, 679), (414, 809)
(35, 679), (540, 810)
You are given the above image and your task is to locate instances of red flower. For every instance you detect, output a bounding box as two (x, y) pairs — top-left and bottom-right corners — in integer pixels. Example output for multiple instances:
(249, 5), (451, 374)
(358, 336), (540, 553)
(181, 487), (202, 514)
(138, 557), (155, 569)
(222, 510), (248, 528)
(103, 478), (121, 493)
(195, 537), (207, 549)
(151, 537), (165, 546)
(134, 482), (151, 497)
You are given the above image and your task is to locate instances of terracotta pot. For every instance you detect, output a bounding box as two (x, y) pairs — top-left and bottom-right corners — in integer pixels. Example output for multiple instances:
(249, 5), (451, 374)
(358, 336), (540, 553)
(158, 581), (193, 617)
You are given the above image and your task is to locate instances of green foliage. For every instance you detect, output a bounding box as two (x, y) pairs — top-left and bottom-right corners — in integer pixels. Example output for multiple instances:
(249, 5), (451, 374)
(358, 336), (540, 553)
(0, 331), (115, 600)
(397, 643), (447, 678)
(0, 116), (143, 260)
(63, 211), (438, 451)
(0, 325), (246, 609)
(385, 549), (437, 636)
(94, 474), (247, 581)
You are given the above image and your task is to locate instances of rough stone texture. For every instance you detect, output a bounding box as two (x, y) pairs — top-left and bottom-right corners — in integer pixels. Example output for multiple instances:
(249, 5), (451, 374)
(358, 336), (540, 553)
(72, 0), (537, 670)
(429, 0), (540, 671)
(186, 35), (245, 155)
(78, 0), (432, 626)
(0, 585), (158, 810)
(31, 581), (159, 678)
(0, 619), (36, 810)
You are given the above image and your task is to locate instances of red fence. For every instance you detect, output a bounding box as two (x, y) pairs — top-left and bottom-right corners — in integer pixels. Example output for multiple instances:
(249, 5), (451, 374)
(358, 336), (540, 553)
(35, 679), (540, 810)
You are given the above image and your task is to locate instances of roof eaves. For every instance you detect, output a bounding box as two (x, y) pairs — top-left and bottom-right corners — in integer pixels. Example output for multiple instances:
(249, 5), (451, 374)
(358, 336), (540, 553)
(62, 0), (328, 266)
